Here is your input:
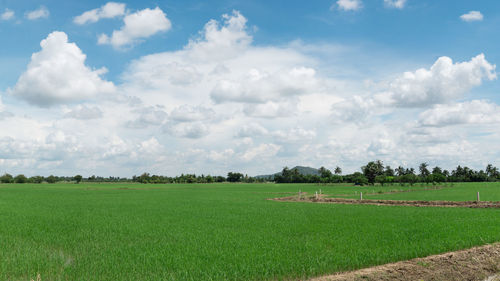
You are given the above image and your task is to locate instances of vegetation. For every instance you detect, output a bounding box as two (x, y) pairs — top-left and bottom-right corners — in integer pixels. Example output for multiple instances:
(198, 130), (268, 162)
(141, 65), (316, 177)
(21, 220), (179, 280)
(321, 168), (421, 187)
(2, 182), (500, 280)
(0, 161), (498, 185)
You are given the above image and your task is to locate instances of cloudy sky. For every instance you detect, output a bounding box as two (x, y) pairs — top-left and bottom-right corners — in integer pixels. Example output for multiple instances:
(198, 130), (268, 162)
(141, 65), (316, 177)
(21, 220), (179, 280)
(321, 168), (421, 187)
(0, 0), (499, 177)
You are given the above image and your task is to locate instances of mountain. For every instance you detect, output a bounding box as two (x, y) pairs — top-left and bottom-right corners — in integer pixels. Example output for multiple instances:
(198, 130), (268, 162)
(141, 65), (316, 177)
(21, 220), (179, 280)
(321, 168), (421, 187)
(255, 166), (320, 180)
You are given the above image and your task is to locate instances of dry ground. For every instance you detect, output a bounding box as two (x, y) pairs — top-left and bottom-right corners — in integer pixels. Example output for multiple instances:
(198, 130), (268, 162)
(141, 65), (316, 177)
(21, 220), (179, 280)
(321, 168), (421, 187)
(309, 243), (500, 281)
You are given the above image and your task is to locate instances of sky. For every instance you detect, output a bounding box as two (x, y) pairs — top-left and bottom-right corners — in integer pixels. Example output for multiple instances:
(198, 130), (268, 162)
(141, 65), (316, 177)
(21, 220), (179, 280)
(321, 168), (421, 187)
(0, 0), (499, 177)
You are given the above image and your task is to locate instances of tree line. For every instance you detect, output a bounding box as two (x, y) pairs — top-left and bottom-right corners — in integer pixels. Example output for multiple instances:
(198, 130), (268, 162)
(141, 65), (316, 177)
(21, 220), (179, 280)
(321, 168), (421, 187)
(0, 161), (498, 184)
(274, 161), (500, 185)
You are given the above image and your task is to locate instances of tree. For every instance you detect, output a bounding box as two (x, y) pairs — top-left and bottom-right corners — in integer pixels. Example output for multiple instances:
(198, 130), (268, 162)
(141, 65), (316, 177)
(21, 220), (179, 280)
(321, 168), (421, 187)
(319, 167), (332, 178)
(384, 166), (394, 177)
(74, 175), (83, 184)
(30, 176), (44, 183)
(352, 172), (368, 186)
(419, 163), (430, 178)
(14, 174), (28, 184)
(362, 160), (384, 184)
(375, 175), (388, 186)
(396, 166), (406, 177)
(486, 164), (499, 180)
(0, 173), (13, 183)
(46, 175), (57, 183)
(227, 172), (243, 182)
(334, 166), (342, 175)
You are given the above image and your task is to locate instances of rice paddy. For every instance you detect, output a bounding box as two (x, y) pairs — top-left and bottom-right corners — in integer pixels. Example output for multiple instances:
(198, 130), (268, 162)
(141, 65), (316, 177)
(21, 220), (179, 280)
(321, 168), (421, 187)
(1, 182), (500, 280)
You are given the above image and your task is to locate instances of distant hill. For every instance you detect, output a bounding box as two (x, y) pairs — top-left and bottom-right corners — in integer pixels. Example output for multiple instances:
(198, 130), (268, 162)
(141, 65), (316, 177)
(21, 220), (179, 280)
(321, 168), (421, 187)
(255, 166), (320, 180)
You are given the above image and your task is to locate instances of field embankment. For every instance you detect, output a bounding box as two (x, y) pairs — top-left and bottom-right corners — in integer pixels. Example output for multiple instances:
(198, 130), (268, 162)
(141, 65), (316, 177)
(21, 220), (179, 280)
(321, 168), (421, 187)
(310, 242), (500, 281)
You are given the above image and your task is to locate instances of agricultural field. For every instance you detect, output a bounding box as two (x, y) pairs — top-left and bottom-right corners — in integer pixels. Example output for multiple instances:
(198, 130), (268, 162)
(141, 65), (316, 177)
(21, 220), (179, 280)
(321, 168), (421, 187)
(1, 182), (500, 280)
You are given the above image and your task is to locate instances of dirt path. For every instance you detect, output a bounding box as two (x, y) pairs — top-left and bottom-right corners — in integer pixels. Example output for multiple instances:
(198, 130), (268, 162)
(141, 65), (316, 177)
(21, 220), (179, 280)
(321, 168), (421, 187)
(309, 243), (500, 281)
(271, 196), (500, 209)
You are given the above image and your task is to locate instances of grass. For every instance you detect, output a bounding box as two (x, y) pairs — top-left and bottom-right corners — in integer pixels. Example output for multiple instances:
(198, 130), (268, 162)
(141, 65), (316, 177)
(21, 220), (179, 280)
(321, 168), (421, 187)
(1, 182), (500, 280)
(339, 182), (500, 202)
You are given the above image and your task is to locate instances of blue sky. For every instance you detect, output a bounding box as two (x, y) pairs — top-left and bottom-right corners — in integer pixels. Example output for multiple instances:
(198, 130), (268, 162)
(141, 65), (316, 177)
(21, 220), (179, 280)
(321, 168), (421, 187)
(0, 0), (499, 176)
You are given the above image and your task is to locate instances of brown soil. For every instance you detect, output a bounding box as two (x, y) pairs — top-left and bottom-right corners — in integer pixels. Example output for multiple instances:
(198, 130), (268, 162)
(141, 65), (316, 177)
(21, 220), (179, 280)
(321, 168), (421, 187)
(271, 196), (500, 209)
(309, 243), (500, 281)
(332, 185), (449, 197)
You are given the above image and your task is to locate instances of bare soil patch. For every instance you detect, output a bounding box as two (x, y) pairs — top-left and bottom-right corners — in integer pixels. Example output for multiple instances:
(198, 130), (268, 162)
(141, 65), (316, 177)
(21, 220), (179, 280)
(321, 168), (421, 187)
(271, 195), (500, 209)
(309, 242), (500, 281)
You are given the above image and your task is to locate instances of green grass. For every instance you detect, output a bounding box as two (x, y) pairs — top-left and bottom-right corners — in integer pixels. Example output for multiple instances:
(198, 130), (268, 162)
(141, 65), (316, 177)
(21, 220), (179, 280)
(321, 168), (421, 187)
(339, 182), (500, 202)
(1, 182), (500, 280)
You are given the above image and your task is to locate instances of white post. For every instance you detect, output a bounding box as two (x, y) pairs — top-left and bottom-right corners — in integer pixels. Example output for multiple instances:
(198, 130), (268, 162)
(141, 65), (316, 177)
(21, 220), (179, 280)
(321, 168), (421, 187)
(477, 192), (480, 202)
(315, 191), (318, 200)
(360, 192), (363, 201)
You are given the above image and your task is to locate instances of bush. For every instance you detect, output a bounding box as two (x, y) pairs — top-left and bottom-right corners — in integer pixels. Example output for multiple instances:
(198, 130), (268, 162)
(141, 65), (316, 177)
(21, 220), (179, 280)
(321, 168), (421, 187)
(14, 174), (28, 184)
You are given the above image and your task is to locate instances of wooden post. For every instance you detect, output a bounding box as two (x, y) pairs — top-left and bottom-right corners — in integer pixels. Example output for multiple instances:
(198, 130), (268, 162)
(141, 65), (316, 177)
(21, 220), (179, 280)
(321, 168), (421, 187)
(360, 192), (363, 201)
(477, 192), (480, 202)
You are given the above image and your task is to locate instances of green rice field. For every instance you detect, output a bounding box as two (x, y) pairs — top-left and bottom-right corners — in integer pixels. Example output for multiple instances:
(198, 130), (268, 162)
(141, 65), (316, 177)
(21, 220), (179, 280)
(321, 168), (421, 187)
(1, 182), (500, 280)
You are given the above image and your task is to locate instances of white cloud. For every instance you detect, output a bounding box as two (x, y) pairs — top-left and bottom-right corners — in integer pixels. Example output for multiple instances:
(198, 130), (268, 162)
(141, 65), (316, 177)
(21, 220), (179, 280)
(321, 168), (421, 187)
(126, 106), (168, 128)
(9, 31), (116, 107)
(210, 67), (319, 104)
(384, 0), (406, 9)
(74, 2), (126, 25)
(63, 105), (103, 120)
(170, 105), (215, 122)
(241, 143), (281, 161)
(460, 11), (483, 22)
(162, 122), (210, 139)
(419, 100), (500, 127)
(335, 0), (362, 11)
(3, 10), (500, 177)
(98, 7), (171, 49)
(185, 10), (251, 61)
(25, 6), (49, 20)
(236, 123), (268, 138)
(208, 149), (234, 162)
(331, 95), (377, 123)
(387, 54), (496, 107)
(1, 9), (15, 20)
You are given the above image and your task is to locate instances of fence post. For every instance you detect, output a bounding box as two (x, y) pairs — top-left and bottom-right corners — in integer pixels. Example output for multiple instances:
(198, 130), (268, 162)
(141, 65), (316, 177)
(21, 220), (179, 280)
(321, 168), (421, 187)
(360, 192), (363, 201)
(477, 192), (480, 202)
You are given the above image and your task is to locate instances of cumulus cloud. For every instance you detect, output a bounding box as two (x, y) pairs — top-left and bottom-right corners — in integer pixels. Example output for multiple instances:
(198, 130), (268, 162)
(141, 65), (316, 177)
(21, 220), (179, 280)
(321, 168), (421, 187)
(236, 123), (268, 138)
(185, 10), (251, 61)
(9, 31), (116, 107)
(210, 67), (318, 104)
(334, 0), (362, 11)
(387, 54), (496, 107)
(419, 100), (500, 127)
(1, 9), (14, 20)
(63, 105), (103, 120)
(241, 143), (281, 161)
(170, 105), (215, 122)
(331, 95), (378, 123)
(4, 9), (499, 177)
(162, 122), (210, 139)
(384, 0), (406, 9)
(460, 11), (483, 22)
(25, 6), (49, 20)
(74, 2), (126, 25)
(98, 7), (171, 49)
(208, 149), (235, 162)
(126, 106), (168, 128)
